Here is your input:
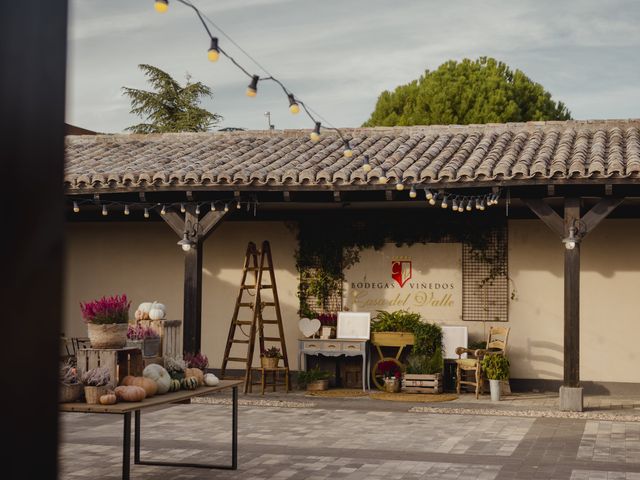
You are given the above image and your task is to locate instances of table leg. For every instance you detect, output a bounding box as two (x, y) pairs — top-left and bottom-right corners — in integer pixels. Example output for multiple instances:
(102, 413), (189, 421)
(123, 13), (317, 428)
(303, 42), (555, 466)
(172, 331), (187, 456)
(232, 385), (238, 469)
(123, 412), (131, 480)
(361, 353), (366, 392)
(134, 410), (140, 464)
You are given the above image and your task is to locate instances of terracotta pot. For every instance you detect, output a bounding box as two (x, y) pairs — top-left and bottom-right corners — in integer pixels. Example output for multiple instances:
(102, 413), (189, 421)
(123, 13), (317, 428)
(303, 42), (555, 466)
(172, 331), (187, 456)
(87, 323), (128, 349)
(261, 356), (279, 369)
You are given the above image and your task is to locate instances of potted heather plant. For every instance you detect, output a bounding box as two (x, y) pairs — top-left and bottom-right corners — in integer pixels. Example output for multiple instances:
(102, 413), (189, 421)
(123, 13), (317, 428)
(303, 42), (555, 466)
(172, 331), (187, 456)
(377, 360), (402, 393)
(260, 346), (282, 369)
(80, 294), (131, 349)
(184, 352), (209, 370)
(318, 313), (337, 339)
(81, 367), (111, 404)
(59, 359), (83, 403)
(127, 324), (161, 357)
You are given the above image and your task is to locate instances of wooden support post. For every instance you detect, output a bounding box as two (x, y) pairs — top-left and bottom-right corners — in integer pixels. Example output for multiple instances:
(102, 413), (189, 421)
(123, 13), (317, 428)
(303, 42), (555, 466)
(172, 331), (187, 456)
(161, 205), (226, 354)
(563, 198), (580, 388)
(3, 1), (68, 477)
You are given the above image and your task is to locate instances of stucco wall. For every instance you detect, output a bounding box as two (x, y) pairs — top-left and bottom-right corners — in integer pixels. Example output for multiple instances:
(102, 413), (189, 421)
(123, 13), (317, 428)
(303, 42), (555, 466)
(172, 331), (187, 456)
(63, 219), (640, 384)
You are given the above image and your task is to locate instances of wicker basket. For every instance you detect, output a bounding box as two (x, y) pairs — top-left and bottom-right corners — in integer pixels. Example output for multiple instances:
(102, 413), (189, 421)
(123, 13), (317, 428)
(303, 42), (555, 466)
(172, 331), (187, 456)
(87, 323), (128, 349)
(261, 357), (279, 369)
(306, 379), (329, 391)
(59, 383), (83, 403)
(84, 385), (108, 404)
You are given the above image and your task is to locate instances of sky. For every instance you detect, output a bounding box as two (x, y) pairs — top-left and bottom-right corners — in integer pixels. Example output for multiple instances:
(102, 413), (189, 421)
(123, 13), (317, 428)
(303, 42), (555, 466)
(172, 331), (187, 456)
(67, 0), (640, 133)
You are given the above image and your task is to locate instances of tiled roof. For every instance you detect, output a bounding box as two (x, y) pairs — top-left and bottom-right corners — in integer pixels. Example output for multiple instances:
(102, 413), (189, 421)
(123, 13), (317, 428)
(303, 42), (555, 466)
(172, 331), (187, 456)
(64, 120), (640, 191)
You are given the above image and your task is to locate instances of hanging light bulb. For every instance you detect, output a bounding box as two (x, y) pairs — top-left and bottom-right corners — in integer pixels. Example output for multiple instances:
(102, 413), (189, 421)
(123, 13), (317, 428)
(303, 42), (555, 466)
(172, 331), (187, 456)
(207, 37), (220, 62)
(343, 140), (353, 158)
(195, 204), (200, 215)
(124, 204), (130, 216)
(236, 201), (242, 209)
(441, 195), (449, 209)
(362, 154), (372, 173)
(429, 193), (438, 206)
(424, 189), (434, 201)
(144, 208), (150, 219)
(210, 202), (216, 212)
(102, 204), (108, 216)
(161, 204), (166, 215)
(177, 233), (192, 252)
(287, 94), (300, 114)
(246, 75), (259, 97)
(396, 182), (405, 191)
(180, 203), (186, 213)
(73, 201), (80, 213)
(224, 203), (229, 212)
(154, 0), (168, 13)
(458, 200), (465, 213)
(475, 198), (481, 210)
(452, 197), (459, 211)
(378, 168), (388, 185)
(409, 185), (417, 199)
(310, 122), (321, 142)
(479, 198), (486, 211)
(466, 198), (473, 211)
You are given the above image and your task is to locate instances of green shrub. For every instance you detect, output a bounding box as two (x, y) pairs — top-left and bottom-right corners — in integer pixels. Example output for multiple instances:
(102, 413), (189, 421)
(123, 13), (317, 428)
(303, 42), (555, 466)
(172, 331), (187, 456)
(481, 354), (510, 380)
(297, 367), (331, 388)
(406, 347), (443, 374)
(371, 309), (443, 358)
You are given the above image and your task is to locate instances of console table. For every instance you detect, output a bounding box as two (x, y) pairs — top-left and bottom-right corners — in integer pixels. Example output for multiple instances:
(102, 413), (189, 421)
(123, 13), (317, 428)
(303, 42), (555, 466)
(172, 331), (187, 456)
(298, 338), (370, 391)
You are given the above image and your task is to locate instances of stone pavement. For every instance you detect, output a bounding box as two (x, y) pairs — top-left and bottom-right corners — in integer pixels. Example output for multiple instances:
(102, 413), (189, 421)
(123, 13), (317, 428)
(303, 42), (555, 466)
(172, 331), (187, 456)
(59, 390), (640, 480)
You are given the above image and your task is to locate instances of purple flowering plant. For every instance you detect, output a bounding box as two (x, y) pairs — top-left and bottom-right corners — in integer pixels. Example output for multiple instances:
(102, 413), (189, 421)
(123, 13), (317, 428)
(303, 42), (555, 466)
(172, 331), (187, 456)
(184, 352), (209, 369)
(317, 313), (337, 327)
(127, 324), (159, 340)
(80, 294), (130, 325)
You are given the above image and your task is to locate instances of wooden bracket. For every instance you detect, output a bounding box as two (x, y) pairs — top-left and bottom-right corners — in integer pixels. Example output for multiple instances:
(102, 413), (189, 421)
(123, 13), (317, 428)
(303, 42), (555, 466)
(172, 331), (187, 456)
(161, 205), (227, 241)
(522, 198), (564, 237)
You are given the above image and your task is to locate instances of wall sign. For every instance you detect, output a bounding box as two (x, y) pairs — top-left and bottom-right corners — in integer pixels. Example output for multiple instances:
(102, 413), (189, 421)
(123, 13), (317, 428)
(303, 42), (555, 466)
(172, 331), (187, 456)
(343, 243), (462, 322)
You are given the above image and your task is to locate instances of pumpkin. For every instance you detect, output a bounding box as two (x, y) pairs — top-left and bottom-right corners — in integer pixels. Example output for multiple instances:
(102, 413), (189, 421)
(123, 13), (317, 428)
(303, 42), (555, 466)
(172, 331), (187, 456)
(114, 385), (146, 402)
(143, 364), (171, 394)
(181, 377), (198, 390)
(148, 302), (166, 321)
(169, 379), (181, 392)
(185, 368), (204, 386)
(121, 375), (158, 397)
(135, 302), (153, 320)
(204, 373), (219, 386)
(99, 393), (117, 405)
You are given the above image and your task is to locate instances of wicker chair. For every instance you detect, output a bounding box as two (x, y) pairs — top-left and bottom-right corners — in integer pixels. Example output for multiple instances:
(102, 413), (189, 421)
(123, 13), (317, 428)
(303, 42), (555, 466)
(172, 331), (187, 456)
(455, 326), (510, 398)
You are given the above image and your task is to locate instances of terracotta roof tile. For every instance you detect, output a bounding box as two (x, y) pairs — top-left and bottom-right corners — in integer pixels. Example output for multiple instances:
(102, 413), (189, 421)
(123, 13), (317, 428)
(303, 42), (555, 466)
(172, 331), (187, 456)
(64, 120), (640, 191)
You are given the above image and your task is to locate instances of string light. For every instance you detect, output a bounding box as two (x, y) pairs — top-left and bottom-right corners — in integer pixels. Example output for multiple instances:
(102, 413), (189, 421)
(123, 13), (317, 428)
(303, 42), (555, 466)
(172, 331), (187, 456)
(362, 155), (372, 173)
(124, 204), (130, 216)
(73, 201), (79, 213)
(246, 75), (259, 97)
(310, 122), (321, 142)
(180, 203), (186, 213)
(475, 198), (481, 210)
(144, 208), (150, 218)
(452, 197), (459, 211)
(424, 188), (434, 201)
(102, 205), (108, 216)
(207, 37), (220, 62)
(154, 0), (168, 13)
(210, 202), (216, 211)
(288, 94), (300, 114)
(429, 192), (438, 206)
(195, 204), (200, 215)
(441, 195), (449, 209)
(395, 182), (405, 191)
(343, 140), (353, 158)
(224, 203), (230, 212)
(236, 201), (242, 209)
(409, 185), (417, 199)
(466, 199), (473, 211)
(161, 205), (166, 215)
(378, 168), (388, 185)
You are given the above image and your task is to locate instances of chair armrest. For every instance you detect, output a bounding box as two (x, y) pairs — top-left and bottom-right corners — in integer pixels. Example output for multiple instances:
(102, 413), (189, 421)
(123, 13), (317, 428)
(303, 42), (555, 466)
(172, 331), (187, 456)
(455, 347), (481, 357)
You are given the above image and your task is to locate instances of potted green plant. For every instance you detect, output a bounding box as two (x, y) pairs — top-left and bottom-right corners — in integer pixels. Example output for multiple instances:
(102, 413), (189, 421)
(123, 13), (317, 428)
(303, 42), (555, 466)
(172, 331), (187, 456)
(81, 367), (111, 404)
(297, 367), (331, 391)
(481, 354), (510, 401)
(403, 348), (444, 394)
(261, 346), (282, 369)
(80, 294), (131, 349)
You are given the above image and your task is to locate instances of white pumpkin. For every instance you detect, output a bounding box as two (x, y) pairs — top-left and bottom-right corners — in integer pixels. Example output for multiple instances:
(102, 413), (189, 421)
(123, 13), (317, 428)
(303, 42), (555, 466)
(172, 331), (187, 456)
(143, 364), (171, 394)
(136, 302), (154, 320)
(148, 301), (166, 320)
(203, 373), (219, 386)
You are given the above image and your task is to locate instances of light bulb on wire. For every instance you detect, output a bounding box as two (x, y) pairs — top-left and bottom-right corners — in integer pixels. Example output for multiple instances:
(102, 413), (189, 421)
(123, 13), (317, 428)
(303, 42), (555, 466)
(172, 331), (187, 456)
(287, 94), (300, 114)
(429, 193), (437, 206)
(161, 204), (166, 215)
(102, 205), (108, 216)
(343, 140), (353, 158)
(180, 203), (186, 213)
(73, 201), (79, 213)
(224, 203), (229, 212)
(124, 204), (130, 216)
(409, 185), (417, 199)
(424, 189), (433, 201)
(195, 204), (200, 215)
(310, 122), (321, 142)
(378, 168), (388, 185)
(395, 182), (405, 191)
(144, 208), (150, 219)
(207, 37), (220, 62)
(466, 199), (472, 211)
(154, 0), (168, 13)
(210, 202), (216, 212)
(246, 75), (259, 97)
(452, 197), (458, 211)
(236, 201), (242, 210)
(362, 155), (372, 173)
(441, 196), (449, 209)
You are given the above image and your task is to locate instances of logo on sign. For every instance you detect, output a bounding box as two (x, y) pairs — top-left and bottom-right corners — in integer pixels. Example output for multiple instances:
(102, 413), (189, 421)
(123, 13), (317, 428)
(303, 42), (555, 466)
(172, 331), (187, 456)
(391, 258), (412, 287)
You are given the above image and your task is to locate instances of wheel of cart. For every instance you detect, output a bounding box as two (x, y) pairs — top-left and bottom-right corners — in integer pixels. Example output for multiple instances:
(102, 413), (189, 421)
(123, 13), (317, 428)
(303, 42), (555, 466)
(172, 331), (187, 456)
(370, 332), (415, 390)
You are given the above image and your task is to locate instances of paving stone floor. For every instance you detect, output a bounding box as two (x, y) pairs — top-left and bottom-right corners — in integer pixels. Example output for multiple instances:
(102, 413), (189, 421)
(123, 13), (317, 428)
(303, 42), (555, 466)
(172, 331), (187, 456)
(59, 392), (640, 480)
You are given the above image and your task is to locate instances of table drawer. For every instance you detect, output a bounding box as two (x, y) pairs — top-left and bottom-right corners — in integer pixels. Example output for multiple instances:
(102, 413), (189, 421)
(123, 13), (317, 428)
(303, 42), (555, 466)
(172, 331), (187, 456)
(341, 342), (363, 352)
(301, 341), (322, 351)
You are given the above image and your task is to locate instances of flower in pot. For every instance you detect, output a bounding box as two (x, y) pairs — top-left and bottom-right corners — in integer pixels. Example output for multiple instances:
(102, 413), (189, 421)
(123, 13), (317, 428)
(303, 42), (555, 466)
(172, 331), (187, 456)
(297, 367), (331, 391)
(59, 359), (83, 402)
(318, 313), (337, 339)
(481, 353), (510, 401)
(184, 352), (209, 370)
(80, 294), (131, 349)
(127, 324), (161, 357)
(260, 346), (281, 369)
(377, 360), (402, 393)
(81, 367), (111, 404)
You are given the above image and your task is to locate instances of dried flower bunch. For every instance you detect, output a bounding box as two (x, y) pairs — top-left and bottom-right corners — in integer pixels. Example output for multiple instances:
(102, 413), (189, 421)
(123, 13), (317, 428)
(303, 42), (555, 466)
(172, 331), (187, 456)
(184, 352), (209, 370)
(127, 324), (159, 340)
(81, 367), (111, 387)
(80, 294), (131, 325)
(164, 356), (187, 374)
(261, 346), (282, 359)
(59, 360), (79, 385)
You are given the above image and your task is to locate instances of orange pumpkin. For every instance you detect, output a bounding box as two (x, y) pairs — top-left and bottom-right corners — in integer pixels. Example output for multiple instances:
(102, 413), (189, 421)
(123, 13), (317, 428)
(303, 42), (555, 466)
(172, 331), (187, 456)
(114, 385), (146, 402)
(121, 376), (158, 397)
(185, 368), (204, 386)
(99, 393), (117, 405)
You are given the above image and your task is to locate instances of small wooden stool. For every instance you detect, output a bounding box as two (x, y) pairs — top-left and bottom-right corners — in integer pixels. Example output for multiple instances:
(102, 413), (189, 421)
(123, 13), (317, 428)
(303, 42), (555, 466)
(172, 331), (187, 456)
(253, 367), (289, 394)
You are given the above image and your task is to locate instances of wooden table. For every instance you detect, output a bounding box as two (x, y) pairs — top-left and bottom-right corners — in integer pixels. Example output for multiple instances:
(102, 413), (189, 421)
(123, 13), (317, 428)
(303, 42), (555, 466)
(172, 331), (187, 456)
(60, 380), (242, 480)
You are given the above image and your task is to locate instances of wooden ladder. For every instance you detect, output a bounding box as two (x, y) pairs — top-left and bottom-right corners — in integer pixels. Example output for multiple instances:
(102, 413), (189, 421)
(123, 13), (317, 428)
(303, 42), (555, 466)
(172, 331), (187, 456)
(220, 241), (289, 393)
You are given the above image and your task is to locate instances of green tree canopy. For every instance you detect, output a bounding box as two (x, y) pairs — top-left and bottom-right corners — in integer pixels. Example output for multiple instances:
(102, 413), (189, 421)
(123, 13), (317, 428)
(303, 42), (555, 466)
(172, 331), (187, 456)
(123, 64), (222, 133)
(363, 57), (571, 127)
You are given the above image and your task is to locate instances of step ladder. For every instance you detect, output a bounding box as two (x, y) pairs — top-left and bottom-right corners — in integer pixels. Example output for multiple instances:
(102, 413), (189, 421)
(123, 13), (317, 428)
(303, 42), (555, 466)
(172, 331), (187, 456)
(220, 241), (289, 393)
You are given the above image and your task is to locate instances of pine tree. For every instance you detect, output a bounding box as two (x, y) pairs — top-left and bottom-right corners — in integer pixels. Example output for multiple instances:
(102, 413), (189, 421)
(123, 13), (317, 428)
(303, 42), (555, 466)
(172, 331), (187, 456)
(364, 57), (571, 127)
(123, 64), (222, 133)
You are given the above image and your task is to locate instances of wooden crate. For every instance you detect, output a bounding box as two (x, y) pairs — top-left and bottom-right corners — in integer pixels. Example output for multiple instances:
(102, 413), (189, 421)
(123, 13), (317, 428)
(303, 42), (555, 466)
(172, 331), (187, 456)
(402, 373), (443, 394)
(138, 319), (182, 359)
(77, 348), (143, 388)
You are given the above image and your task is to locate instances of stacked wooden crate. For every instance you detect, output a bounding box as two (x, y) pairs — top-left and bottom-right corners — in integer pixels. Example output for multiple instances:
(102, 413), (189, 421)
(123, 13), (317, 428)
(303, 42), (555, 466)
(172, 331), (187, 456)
(138, 319), (183, 360)
(402, 373), (443, 394)
(76, 348), (143, 388)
